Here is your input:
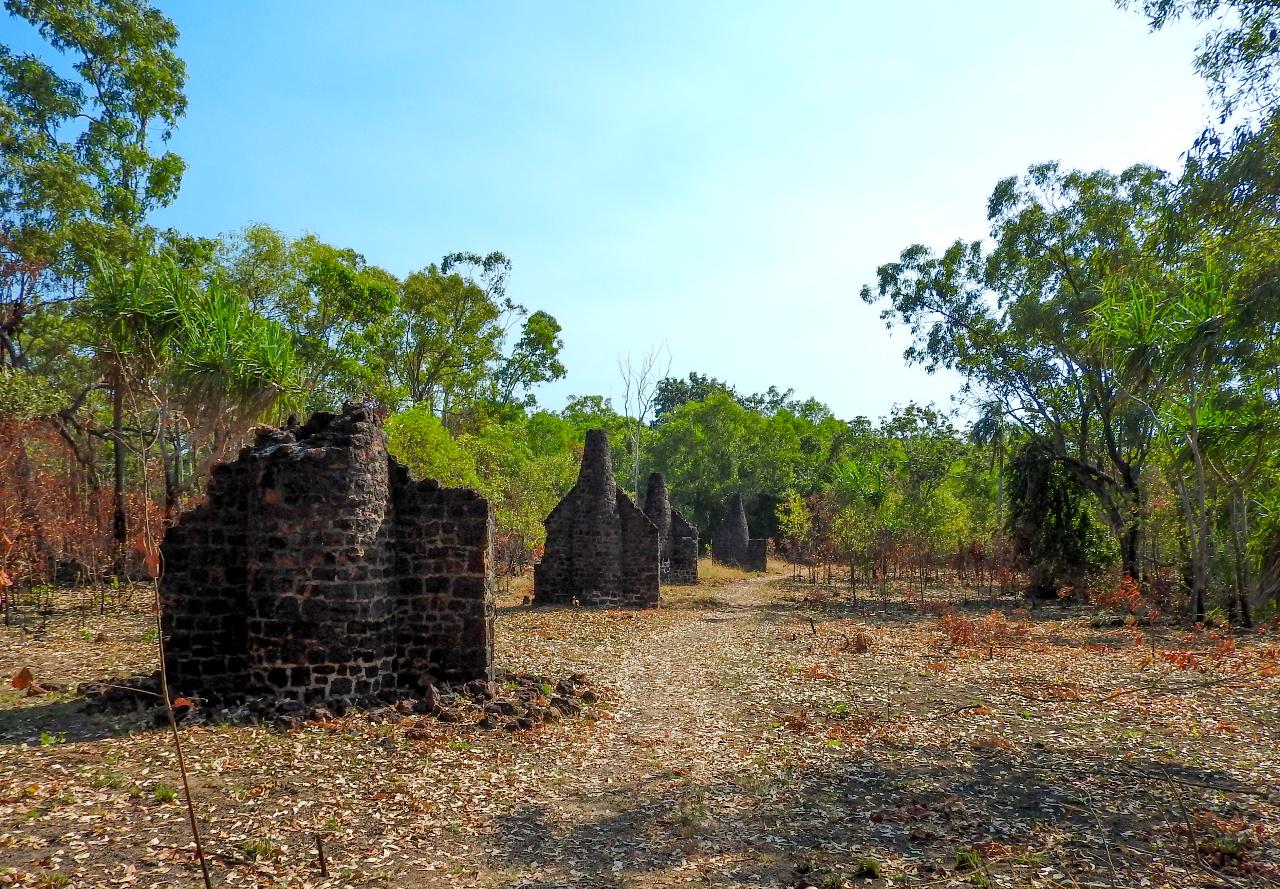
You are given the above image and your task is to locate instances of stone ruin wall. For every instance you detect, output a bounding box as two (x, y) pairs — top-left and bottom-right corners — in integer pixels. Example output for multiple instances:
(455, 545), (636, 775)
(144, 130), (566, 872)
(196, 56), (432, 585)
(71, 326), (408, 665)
(160, 406), (494, 704)
(533, 429), (660, 607)
(668, 519), (701, 583)
(642, 472), (699, 585)
(711, 492), (768, 572)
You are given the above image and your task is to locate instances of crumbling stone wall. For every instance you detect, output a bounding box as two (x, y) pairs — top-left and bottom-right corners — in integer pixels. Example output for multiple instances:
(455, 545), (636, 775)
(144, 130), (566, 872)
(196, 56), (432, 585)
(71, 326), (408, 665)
(642, 472), (699, 584)
(161, 406), (494, 704)
(711, 492), (768, 572)
(533, 429), (660, 607)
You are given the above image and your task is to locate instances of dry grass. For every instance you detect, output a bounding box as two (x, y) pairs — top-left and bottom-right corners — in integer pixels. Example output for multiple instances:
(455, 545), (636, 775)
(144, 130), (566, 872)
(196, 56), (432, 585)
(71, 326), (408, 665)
(687, 557), (761, 587)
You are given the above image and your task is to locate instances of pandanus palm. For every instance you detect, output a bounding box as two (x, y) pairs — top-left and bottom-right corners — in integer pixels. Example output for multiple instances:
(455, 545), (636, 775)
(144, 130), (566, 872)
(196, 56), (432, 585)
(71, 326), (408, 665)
(87, 255), (302, 543)
(88, 254), (185, 563)
(168, 277), (302, 484)
(1093, 257), (1235, 622)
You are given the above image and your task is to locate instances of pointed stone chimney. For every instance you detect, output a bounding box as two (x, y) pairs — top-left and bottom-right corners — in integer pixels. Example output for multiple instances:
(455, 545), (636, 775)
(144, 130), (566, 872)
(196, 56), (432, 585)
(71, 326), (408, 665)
(724, 493), (750, 551)
(534, 429), (660, 606)
(642, 472), (673, 547)
(712, 492), (766, 571)
(643, 471), (700, 584)
(577, 428), (618, 516)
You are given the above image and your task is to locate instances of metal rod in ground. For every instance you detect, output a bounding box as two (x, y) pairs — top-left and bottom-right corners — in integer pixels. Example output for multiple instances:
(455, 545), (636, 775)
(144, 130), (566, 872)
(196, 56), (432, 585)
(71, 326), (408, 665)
(153, 584), (213, 889)
(315, 833), (329, 877)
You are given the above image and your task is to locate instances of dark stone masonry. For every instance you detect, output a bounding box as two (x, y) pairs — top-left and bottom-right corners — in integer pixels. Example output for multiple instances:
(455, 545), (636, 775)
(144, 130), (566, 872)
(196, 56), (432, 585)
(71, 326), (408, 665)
(642, 472), (699, 584)
(711, 493), (768, 572)
(533, 429), (660, 607)
(160, 406), (495, 704)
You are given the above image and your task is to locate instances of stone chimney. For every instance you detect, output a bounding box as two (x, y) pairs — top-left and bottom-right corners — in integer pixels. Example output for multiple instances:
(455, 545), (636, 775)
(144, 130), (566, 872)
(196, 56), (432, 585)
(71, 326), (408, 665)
(643, 471), (699, 584)
(642, 472), (673, 551)
(724, 493), (750, 551)
(533, 429), (660, 606)
(712, 492), (766, 571)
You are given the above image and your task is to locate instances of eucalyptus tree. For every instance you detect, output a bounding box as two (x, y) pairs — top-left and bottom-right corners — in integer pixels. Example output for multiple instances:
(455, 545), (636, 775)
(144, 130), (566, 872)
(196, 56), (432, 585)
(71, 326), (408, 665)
(1122, 1), (1279, 118)
(1, 0), (189, 539)
(1121, 2), (1280, 258)
(0, 0), (186, 273)
(491, 310), (566, 408)
(862, 163), (1173, 578)
(652, 372), (737, 424)
(395, 258), (509, 422)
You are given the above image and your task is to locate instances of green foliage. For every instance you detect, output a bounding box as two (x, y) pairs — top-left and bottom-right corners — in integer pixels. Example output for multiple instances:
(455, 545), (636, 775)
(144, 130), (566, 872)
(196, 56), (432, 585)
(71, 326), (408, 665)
(863, 162), (1171, 576)
(386, 404), (579, 571)
(172, 279), (302, 427)
(1007, 443), (1117, 597)
(646, 390), (812, 531)
(385, 406), (479, 489)
(213, 229), (566, 420)
(0, 367), (61, 418)
(493, 310), (567, 407)
(1122, 1), (1280, 120)
(239, 837), (278, 861)
(0, 0), (187, 272)
(215, 225), (401, 410)
(852, 856), (883, 878)
(776, 491), (812, 552)
(85, 252), (301, 439)
(394, 260), (506, 414)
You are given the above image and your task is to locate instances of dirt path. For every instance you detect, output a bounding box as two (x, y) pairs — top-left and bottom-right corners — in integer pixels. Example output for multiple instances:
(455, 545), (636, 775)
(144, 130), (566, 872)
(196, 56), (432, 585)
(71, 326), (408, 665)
(480, 576), (798, 887)
(608, 576), (775, 748)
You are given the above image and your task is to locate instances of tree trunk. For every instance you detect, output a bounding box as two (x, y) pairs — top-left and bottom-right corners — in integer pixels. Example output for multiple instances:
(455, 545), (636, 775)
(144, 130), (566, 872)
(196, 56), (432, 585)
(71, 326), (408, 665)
(160, 412), (180, 522)
(1226, 493), (1252, 628)
(12, 429), (51, 581)
(111, 378), (128, 574)
(1122, 520), (1141, 583)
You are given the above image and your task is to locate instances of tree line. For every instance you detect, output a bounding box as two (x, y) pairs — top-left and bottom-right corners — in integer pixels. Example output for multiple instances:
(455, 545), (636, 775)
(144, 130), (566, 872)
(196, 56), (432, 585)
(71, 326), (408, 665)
(859, 1), (1280, 623)
(2, 0), (1279, 627)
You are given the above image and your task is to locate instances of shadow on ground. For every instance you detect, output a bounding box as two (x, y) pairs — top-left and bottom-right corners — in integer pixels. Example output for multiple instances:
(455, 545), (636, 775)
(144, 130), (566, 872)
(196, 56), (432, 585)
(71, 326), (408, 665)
(0, 695), (153, 744)
(482, 738), (1269, 888)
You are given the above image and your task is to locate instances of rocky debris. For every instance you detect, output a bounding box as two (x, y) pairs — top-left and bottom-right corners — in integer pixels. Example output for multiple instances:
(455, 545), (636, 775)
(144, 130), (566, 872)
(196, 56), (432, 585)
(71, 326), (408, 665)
(80, 668), (601, 734)
(550, 695), (581, 717)
(463, 679), (494, 700)
(78, 674), (161, 707)
(485, 699), (521, 716)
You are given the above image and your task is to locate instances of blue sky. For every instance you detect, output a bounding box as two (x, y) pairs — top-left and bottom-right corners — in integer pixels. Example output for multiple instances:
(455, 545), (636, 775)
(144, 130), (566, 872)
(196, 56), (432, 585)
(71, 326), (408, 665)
(15, 2), (1212, 420)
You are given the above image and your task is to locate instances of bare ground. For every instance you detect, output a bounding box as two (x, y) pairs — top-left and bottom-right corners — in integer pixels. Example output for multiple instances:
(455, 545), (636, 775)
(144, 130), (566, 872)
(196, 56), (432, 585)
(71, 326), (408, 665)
(2, 567), (1279, 888)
